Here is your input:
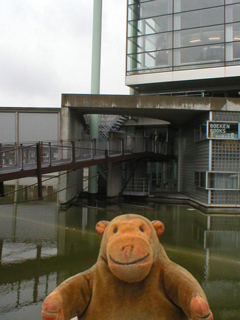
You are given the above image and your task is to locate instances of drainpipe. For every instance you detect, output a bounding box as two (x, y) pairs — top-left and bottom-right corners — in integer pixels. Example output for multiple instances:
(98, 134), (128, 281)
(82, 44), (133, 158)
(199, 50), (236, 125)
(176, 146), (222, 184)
(89, 0), (102, 198)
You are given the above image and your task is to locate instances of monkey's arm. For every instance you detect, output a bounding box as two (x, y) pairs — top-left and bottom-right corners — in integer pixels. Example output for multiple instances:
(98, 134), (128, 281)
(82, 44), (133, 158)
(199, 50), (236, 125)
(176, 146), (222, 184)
(42, 266), (95, 320)
(163, 262), (213, 320)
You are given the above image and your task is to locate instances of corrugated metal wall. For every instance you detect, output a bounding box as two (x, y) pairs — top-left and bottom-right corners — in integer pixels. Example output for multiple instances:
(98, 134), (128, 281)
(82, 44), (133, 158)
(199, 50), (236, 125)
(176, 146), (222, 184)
(180, 114), (209, 205)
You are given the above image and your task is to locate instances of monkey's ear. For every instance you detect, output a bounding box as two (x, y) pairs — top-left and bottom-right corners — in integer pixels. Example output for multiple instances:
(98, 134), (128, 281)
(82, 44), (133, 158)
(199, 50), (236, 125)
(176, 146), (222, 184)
(151, 221), (165, 237)
(95, 221), (110, 235)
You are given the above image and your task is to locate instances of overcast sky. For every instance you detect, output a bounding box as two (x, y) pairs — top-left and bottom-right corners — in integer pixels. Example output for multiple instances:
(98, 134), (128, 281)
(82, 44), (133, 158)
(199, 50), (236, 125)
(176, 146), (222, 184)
(0, 0), (129, 107)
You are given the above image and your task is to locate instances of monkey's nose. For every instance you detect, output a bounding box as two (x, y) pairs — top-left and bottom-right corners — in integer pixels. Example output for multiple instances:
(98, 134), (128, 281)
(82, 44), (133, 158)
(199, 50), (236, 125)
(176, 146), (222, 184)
(122, 245), (134, 262)
(122, 245), (134, 251)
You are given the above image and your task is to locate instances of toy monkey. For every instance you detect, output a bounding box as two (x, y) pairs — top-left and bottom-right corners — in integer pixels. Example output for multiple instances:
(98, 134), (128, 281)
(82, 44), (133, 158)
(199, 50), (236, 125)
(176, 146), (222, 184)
(42, 214), (213, 320)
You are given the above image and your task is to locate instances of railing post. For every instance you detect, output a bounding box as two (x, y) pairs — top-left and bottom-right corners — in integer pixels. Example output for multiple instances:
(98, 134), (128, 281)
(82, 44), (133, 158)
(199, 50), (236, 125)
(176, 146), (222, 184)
(107, 139), (110, 156)
(0, 143), (2, 169)
(0, 182), (4, 197)
(49, 142), (51, 166)
(105, 149), (109, 171)
(0, 143), (4, 197)
(71, 140), (75, 163)
(41, 141), (43, 164)
(36, 142), (43, 200)
(20, 144), (24, 170)
(121, 138), (124, 155)
(15, 142), (17, 166)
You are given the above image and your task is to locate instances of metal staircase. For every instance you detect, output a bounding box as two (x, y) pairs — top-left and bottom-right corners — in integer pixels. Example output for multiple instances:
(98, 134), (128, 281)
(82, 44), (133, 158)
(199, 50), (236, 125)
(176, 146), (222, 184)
(86, 115), (129, 182)
(98, 115), (129, 139)
(98, 115), (129, 182)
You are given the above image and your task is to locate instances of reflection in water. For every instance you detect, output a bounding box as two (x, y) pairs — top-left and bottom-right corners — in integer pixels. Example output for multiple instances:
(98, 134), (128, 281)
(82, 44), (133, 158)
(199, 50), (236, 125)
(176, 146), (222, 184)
(0, 200), (240, 319)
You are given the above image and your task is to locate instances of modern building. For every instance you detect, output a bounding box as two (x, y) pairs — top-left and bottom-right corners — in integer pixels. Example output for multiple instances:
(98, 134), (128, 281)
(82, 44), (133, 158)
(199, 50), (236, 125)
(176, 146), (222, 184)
(65, 0), (240, 210)
(126, 0), (240, 97)
(116, 0), (239, 210)
(1, 1), (240, 210)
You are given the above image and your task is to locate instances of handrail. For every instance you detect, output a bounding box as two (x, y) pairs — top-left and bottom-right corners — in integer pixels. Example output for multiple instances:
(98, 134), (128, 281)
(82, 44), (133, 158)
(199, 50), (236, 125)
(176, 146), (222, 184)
(0, 135), (164, 178)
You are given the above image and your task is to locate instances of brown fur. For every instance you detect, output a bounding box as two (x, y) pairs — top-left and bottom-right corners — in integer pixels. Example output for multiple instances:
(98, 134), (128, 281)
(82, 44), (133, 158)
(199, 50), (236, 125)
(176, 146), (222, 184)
(42, 214), (213, 320)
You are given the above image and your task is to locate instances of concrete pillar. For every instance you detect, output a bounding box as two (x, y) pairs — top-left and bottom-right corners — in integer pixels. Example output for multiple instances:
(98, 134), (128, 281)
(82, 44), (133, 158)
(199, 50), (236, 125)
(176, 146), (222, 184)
(107, 163), (122, 198)
(58, 107), (84, 204)
(134, 161), (148, 193)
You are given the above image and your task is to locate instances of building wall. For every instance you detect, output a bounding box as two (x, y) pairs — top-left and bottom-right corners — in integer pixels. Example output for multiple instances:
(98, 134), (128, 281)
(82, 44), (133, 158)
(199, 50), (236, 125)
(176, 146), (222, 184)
(0, 109), (59, 144)
(180, 114), (209, 205)
(180, 110), (240, 207)
(209, 111), (240, 205)
(0, 113), (15, 143)
(0, 108), (60, 189)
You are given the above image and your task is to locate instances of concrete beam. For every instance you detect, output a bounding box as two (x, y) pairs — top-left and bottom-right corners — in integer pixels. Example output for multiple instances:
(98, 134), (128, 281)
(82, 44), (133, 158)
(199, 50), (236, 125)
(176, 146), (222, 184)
(61, 94), (240, 127)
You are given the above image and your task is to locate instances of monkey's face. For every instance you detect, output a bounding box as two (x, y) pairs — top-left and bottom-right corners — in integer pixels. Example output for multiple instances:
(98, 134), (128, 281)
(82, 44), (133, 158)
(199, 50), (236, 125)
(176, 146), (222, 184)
(106, 218), (153, 282)
(96, 215), (165, 283)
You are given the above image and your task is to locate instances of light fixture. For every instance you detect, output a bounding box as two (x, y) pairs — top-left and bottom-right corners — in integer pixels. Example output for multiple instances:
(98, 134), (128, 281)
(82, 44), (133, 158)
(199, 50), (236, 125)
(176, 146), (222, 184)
(190, 38), (201, 43)
(234, 36), (240, 40)
(209, 36), (220, 41)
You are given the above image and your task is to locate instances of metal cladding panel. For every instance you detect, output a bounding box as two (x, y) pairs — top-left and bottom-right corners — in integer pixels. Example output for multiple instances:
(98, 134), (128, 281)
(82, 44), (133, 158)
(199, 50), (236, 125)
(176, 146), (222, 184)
(0, 113), (15, 143)
(19, 113), (58, 142)
(180, 114), (209, 204)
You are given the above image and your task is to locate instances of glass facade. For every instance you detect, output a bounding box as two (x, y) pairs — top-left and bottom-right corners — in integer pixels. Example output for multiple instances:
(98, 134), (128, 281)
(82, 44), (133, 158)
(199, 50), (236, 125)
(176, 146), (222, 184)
(127, 0), (240, 75)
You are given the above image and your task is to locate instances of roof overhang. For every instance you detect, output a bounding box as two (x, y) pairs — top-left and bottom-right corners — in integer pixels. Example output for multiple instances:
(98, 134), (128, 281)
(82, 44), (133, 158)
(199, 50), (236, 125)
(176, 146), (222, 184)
(61, 94), (240, 127)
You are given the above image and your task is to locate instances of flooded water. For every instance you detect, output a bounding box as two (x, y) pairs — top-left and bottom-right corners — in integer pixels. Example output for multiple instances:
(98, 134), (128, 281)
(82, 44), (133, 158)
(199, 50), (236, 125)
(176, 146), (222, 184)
(0, 198), (240, 320)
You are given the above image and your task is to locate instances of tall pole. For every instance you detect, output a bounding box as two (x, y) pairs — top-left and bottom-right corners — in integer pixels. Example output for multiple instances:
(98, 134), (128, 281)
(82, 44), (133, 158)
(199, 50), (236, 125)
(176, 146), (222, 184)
(89, 0), (102, 198)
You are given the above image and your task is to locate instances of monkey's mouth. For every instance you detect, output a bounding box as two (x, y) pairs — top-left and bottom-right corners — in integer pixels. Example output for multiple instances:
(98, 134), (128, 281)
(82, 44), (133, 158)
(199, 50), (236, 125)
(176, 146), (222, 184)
(109, 253), (150, 266)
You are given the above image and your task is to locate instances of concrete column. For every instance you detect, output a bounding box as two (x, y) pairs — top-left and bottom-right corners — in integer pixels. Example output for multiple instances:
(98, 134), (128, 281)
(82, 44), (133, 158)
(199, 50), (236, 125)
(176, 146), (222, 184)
(134, 161), (148, 193)
(58, 107), (84, 204)
(89, 0), (102, 197)
(107, 163), (122, 198)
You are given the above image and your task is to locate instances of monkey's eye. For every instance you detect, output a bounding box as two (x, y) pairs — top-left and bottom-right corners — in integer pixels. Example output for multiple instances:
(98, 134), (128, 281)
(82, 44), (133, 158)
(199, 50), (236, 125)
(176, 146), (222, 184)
(113, 228), (118, 233)
(139, 226), (144, 232)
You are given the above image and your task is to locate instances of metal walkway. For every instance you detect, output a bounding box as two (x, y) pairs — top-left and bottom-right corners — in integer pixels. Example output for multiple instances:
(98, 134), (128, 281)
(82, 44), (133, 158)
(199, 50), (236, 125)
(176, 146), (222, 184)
(0, 136), (174, 198)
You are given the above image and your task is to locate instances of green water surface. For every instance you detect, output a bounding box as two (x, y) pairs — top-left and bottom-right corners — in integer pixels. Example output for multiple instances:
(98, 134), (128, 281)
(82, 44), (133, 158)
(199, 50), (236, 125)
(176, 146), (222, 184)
(0, 199), (239, 319)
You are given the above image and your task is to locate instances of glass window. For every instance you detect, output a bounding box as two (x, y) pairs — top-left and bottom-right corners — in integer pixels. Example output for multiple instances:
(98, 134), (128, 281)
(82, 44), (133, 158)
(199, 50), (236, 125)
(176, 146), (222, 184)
(174, 25), (224, 48)
(128, 3), (140, 21)
(155, 49), (172, 68)
(128, 15), (172, 36)
(174, 7), (224, 30)
(194, 172), (200, 186)
(226, 3), (240, 23)
(194, 172), (206, 188)
(174, 44), (224, 68)
(128, 32), (172, 54)
(128, 0), (152, 4)
(174, 0), (224, 13)
(208, 173), (239, 189)
(226, 22), (240, 42)
(226, 0), (240, 4)
(128, 16), (172, 38)
(200, 172), (206, 188)
(194, 123), (207, 142)
(139, 0), (172, 19)
(226, 41), (240, 62)
(127, 50), (172, 74)
(233, 41), (240, 59)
